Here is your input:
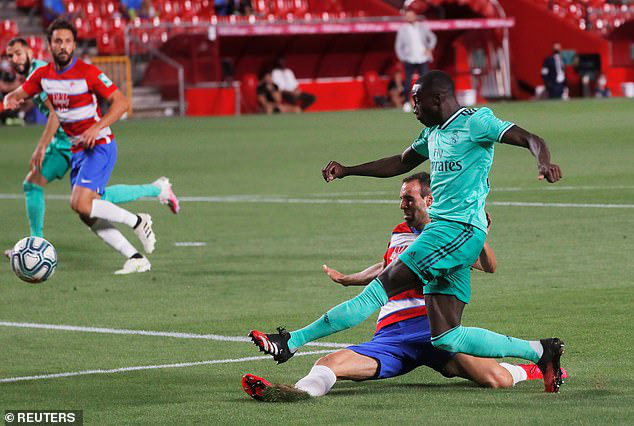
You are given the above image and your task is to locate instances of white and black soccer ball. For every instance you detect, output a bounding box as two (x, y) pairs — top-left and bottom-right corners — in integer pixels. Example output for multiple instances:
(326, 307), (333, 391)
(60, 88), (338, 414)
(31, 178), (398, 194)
(10, 236), (57, 283)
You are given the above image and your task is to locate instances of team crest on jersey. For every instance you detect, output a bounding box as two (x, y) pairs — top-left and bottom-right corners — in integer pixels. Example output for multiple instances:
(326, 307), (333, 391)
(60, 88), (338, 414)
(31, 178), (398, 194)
(98, 73), (113, 87)
(51, 93), (70, 111)
(449, 130), (459, 145)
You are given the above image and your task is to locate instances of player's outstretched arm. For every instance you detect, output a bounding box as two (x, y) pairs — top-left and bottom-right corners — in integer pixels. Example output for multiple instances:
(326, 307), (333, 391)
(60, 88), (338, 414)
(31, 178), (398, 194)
(78, 89), (130, 148)
(322, 147), (426, 182)
(322, 262), (384, 286)
(31, 99), (61, 171)
(500, 126), (562, 183)
(2, 86), (29, 110)
(472, 212), (496, 273)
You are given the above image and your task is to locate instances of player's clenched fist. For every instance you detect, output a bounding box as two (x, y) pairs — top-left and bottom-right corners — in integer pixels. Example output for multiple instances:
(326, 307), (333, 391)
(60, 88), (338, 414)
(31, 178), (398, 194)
(322, 161), (346, 182)
(538, 163), (562, 183)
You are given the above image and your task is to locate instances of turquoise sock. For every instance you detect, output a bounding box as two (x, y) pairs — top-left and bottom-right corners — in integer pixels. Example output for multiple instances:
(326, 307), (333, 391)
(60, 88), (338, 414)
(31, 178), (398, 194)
(288, 278), (389, 351)
(23, 181), (45, 237)
(431, 325), (541, 363)
(101, 184), (160, 204)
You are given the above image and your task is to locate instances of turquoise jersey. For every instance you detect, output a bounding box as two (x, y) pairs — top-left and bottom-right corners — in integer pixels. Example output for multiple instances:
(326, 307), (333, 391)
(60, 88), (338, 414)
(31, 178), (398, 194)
(411, 107), (514, 233)
(28, 59), (72, 151)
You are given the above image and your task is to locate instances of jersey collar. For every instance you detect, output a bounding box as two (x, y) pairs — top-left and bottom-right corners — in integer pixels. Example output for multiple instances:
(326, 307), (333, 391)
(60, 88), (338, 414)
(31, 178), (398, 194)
(439, 107), (466, 130)
(55, 57), (77, 75)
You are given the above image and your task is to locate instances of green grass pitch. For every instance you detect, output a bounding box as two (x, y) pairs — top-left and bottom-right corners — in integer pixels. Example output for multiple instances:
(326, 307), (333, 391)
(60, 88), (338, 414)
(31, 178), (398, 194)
(1, 99), (633, 424)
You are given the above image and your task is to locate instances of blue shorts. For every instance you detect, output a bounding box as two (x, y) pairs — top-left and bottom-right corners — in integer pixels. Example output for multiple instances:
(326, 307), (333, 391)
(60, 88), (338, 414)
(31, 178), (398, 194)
(347, 316), (455, 380)
(70, 141), (117, 195)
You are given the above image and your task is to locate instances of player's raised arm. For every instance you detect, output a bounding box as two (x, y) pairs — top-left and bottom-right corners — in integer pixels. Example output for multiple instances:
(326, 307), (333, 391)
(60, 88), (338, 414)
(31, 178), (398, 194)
(322, 261), (385, 286)
(500, 126), (562, 183)
(78, 89), (129, 148)
(322, 146), (426, 182)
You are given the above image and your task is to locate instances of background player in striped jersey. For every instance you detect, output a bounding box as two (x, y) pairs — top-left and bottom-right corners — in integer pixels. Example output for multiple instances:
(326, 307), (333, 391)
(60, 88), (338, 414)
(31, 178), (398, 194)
(244, 173), (561, 401)
(3, 37), (180, 273)
(4, 19), (167, 274)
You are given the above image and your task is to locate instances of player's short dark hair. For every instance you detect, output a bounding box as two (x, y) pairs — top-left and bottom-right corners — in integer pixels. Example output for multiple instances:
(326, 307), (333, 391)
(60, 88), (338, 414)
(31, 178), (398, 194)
(403, 172), (431, 196)
(416, 70), (455, 95)
(46, 18), (77, 43)
(7, 37), (30, 48)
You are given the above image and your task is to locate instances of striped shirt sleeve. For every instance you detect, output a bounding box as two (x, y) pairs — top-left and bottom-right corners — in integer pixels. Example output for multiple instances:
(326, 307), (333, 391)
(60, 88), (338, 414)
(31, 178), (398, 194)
(22, 66), (45, 96)
(87, 65), (118, 99)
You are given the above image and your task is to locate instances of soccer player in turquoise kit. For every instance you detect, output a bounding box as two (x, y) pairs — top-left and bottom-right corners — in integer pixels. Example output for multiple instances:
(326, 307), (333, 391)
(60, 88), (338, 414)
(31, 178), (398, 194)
(3, 36), (179, 273)
(251, 71), (565, 393)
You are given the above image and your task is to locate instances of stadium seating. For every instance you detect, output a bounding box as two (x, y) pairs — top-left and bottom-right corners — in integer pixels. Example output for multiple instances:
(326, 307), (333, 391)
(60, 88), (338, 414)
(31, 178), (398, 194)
(0, 20), (19, 54)
(7, 0), (626, 56)
(536, 0), (634, 33)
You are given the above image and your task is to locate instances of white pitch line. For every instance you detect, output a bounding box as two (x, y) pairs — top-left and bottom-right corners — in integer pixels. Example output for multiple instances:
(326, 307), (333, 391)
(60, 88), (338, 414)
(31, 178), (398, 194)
(0, 321), (351, 349)
(0, 350), (334, 384)
(488, 201), (634, 209)
(0, 193), (632, 208)
(306, 185), (634, 196)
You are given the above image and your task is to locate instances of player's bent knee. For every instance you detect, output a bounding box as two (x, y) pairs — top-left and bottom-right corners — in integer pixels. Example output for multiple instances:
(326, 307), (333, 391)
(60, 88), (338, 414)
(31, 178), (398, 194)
(70, 198), (92, 217)
(25, 171), (48, 187)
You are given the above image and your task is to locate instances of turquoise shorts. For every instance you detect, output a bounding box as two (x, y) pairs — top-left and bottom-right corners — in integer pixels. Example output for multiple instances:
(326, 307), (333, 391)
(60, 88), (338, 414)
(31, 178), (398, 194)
(398, 219), (485, 304)
(41, 142), (72, 183)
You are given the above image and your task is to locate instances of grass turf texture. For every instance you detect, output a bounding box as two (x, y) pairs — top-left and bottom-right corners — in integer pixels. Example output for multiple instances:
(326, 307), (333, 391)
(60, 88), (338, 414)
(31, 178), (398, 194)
(1, 99), (633, 424)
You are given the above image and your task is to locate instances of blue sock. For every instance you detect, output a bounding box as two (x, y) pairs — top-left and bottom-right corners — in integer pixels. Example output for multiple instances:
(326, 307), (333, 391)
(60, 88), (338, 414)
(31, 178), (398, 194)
(287, 278), (389, 351)
(431, 325), (541, 363)
(101, 184), (160, 204)
(23, 181), (45, 237)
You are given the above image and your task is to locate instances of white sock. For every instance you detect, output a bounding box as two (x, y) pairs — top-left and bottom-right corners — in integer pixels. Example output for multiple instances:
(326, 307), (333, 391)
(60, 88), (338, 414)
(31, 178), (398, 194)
(529, 341), (544, 359)
(90, 219), (138, 258)
(294, 365), (337, 397)
(500, 363), (528, 386)
(90, 199), (138, 228)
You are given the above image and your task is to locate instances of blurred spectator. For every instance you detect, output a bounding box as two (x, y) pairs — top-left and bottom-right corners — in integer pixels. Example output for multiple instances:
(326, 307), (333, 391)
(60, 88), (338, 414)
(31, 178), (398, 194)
(257, 71), (289, 114)
(43, 0), (65, 23)
(121, 0), (144, 19)
(0, 54), (22, 126)
(387, 69), (406, 108)
(594, 74), (611, 98)
(138, 0), (158, 19)
(236, 0), (252, 15)
(395, 10), (436, 112)
(215, 0), (233, 16)
(216, 0), (251, 16)
(541, 43), (567, 99)
(272, 58), (316, 112)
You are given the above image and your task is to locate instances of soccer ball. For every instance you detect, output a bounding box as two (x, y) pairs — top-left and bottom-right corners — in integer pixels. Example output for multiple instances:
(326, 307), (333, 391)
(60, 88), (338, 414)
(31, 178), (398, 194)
(10, 237), (58, 283)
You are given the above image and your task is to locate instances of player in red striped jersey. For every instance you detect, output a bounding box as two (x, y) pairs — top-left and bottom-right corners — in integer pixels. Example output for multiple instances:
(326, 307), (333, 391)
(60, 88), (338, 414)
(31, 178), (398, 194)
(245, 173), (566, 400)
(4, 19), (157, 274)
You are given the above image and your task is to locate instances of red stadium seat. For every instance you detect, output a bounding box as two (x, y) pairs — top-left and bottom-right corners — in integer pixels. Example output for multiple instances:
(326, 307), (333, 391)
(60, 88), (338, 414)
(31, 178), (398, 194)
(240, 73), (259, 113)
(17, 0), (38, 8)
(73, 17), (93, 40)
(1, 20), (19, 38)
(363, 70), (383, 108)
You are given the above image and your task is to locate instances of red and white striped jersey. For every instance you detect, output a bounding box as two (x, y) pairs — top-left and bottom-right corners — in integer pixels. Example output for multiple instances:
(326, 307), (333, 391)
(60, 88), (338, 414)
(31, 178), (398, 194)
(376, 222), (426, 332)
(22, 58), (118, 153)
